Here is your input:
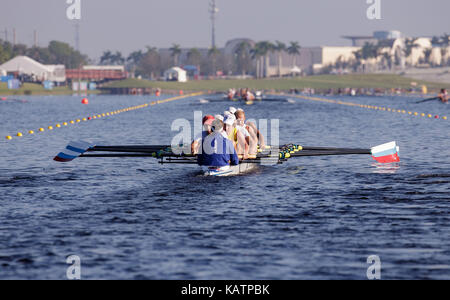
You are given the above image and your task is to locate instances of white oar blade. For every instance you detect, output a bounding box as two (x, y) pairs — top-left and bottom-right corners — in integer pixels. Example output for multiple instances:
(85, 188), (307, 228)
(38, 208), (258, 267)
(371, 141), (400, 164)
(54, 141), (94, 162)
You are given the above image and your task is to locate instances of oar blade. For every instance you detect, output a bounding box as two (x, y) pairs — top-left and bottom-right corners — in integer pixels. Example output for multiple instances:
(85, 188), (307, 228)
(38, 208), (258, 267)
(54, 140), (95, 162)
(371, 141), (400, 164)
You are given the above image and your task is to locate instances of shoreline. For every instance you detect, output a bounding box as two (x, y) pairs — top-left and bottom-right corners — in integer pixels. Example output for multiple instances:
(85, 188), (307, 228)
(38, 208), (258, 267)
(1, 74), (448, 96)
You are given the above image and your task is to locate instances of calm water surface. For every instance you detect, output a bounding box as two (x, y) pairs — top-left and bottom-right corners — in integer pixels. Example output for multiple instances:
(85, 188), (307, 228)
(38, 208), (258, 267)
(0, 93), (449, 279)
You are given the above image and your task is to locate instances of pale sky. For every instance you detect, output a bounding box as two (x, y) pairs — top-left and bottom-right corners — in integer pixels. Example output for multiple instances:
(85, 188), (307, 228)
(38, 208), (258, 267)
(1, 0), (449, 60)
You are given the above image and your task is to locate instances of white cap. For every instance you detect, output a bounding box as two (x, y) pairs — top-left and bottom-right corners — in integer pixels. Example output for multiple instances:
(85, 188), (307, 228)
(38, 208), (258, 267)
(236, 108), (244, 112)
(223, 115), (236, 126)
(224, 111), (232, 117)
(229, 107), (237, 114)
(215, 114), (224, 121)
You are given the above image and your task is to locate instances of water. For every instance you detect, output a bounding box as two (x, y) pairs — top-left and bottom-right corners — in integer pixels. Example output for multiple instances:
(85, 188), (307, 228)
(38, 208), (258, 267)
(0, 93), (449, 279)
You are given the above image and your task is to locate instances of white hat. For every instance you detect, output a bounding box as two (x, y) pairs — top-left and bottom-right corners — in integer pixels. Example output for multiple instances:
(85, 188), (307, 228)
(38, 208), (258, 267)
(236, 108), (244, 112)
(215, 114), (224, 121)
(229, 107), (237, 114)
(223, 115), (236, 126)
(224, 111), (232, 117)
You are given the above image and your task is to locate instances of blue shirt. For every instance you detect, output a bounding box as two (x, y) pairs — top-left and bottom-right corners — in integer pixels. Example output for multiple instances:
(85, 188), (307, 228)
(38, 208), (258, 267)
(197, 132), (239, 167)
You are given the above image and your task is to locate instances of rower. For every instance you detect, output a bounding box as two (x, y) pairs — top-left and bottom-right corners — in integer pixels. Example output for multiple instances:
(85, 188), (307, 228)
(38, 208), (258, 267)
(246, 90), (255, 101)
(191, 115), (215, 155)
(234, 109), (258, 159)
(197, 119), (239, 174)
(438, 88), (448, 103)
(234, 109), (266, 156)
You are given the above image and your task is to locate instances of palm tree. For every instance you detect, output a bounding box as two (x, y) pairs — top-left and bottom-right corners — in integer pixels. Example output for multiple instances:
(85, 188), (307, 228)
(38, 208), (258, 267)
(169, 44), (182, 66)
(287, 41), (301, 69)
(403, 38), (419, 66)
(250, 43), (264, 79)
(100, 50), (113, 65)
(187, 48), (202, 66)
(127, 50), (144, 65)
(140, 47), (161, 79)
(423, 48), (432, 65)
(109, 51), (125, 65)
(255, 41), (274, 78)
(275, 41), (286, 77)
(234, 41), (252, 76)
(208, 46), (221, 76)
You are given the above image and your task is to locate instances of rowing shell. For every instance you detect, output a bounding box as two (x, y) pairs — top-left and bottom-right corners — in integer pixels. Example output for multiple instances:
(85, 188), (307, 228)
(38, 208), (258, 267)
(203, 161), (259, 177)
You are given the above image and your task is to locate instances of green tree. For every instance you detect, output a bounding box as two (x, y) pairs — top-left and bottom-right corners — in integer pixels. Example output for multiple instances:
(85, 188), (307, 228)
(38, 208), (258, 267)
(186, 48), (202, 66)
(234, 42), (252, 76)
(275, 41), (286, 77)
(170, 44), (182, 66)
(138, 47), (161, 79)
(287, 41), (301, 68)
(208, 46), (221, 75)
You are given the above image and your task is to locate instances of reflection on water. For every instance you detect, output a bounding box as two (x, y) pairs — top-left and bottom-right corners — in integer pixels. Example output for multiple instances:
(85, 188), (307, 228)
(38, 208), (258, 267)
(371, 163), (401, 174)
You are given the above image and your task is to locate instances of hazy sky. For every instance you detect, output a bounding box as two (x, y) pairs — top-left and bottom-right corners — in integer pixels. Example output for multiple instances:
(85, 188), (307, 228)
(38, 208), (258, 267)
(1, 0), (449, 60)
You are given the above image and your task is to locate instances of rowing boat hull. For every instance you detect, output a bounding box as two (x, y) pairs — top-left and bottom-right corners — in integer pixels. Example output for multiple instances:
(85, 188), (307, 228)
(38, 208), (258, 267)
(203, 162), (259, 177)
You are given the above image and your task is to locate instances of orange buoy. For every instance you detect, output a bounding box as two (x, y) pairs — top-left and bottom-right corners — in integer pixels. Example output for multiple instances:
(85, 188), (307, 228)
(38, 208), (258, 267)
(81, 98), (89, 105)
(179, 90), (184, 95)
(1, 97), (7, 101)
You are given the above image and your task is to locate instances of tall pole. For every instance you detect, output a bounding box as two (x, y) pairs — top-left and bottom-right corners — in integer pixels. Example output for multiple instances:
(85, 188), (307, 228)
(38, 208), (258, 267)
(75, 21), (80, 52)
(209, 0), (218, 49)
(13, 28), (16, 45)
(34, 30), (38, 47)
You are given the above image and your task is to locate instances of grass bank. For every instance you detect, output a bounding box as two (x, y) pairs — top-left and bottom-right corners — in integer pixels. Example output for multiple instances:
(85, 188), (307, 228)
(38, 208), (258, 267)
(102, 74), (450, 92)
(0, 82), (100, 96)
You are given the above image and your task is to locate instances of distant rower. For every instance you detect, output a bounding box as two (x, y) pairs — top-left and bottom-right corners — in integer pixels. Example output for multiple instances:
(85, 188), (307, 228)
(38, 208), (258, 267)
(438, 89), (448, 103)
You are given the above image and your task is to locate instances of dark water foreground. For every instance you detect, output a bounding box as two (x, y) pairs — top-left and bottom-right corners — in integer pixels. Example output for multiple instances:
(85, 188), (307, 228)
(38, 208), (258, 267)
(0, 94), (449, 279)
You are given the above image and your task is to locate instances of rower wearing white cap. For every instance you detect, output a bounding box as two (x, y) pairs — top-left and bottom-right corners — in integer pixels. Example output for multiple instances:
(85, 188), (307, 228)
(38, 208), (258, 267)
(223, 114), (248, 159)
(229, 107), (237, 114)
(234, 109), (266, 158)
(215, 114), (224, 122)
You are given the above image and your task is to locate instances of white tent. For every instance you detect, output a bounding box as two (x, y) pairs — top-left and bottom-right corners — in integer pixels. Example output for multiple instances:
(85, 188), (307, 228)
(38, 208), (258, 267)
(290, 66), (302, 74)
(164, 67), (187, 82)
(0, 56), (66, 82)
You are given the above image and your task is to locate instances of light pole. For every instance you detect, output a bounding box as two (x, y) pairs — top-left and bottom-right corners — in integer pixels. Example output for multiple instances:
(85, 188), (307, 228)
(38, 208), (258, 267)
(209, 0), (219, 49)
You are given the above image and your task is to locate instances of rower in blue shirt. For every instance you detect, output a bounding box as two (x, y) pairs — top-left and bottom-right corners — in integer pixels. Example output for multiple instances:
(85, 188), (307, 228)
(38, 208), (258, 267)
(198, 119), (240, 174)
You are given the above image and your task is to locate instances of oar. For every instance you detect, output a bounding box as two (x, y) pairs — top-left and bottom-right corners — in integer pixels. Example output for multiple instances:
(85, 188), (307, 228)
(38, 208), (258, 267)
(416, 97), (439, 104)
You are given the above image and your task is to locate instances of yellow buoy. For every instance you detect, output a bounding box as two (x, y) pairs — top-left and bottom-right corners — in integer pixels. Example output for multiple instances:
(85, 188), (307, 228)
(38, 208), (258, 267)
(443, 116), (447, 120)
(63, 122), (68, 126)
(39, 128), (45, 132)
(48, 126), (53, 130)
(6, 136), (12, 140)
(29, 130), (35, 134)
(76, 119), (81, 123)
(17, 132), (23, 137)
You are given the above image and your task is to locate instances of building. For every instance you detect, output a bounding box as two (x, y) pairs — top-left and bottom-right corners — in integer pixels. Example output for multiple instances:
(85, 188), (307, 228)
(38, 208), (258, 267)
(343, 30), (403, 47)
(0, 56), (66, 82)
(65, 65), (128, 82)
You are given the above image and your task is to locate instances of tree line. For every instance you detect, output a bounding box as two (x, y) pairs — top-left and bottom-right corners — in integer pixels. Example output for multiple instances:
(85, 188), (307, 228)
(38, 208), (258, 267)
(327, 34), (450, 73)
(100, 41), (302, 79)
(0, 39), (88, 68)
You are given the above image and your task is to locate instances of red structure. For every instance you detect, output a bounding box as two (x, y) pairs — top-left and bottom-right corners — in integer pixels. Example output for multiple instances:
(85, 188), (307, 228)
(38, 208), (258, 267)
(65, 69), (128, 81)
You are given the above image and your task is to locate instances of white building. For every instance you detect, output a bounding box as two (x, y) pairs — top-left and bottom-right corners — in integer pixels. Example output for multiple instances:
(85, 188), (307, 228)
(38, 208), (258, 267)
(0, 56), (66, 82)
(164, 67), (187, 82)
